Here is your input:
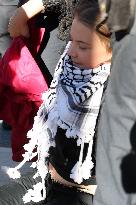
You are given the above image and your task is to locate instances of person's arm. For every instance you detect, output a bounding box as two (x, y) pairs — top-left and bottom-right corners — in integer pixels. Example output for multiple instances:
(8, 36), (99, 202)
(8, 0), (45, 38)
(8, 0), (64, 38)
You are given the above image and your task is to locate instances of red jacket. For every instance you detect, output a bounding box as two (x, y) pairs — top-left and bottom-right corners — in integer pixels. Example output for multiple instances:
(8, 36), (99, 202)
(0, 18), (49, 161)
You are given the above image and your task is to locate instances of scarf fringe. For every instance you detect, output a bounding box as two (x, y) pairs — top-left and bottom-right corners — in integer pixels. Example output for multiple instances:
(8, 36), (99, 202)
(70, 159), (94, 184)
(58, 118), (95, 145)
(7, 111), (58, 203)
(23, 182), (45, 203)
(70, 135), (94, 183)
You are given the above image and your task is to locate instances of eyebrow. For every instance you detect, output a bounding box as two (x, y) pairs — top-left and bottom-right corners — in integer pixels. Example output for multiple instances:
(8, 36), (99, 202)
(77, 40), (90, 46)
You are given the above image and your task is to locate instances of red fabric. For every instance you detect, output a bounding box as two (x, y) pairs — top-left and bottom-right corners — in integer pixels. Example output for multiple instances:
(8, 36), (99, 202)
(0, 18), (48, 161)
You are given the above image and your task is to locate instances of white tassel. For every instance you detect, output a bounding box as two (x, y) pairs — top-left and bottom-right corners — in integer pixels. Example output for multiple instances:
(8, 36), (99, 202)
(70, 135), (95, 183)
(81, 160), (94, 180)
(70, 162), (83, 184)
(7, 168), (21, 179)
(81, 139), (94, 180)
(23, 182), (45, 203)
(70, 136), (85, 184)
(30, 162), (37, 169)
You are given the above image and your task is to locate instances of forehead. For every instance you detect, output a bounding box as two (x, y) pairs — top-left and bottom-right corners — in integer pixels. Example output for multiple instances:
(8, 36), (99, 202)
(70, 18), (95, 43)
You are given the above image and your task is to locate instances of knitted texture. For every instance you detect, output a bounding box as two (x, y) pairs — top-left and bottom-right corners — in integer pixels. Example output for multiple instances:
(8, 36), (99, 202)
(42, 0), (79, 40)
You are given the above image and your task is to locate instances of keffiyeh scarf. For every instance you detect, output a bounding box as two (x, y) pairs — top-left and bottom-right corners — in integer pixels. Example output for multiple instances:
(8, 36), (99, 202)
(7, 43), (111, 203)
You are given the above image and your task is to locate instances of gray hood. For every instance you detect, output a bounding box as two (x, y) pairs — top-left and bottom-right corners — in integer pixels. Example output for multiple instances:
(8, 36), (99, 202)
(106, 0), (136, 32)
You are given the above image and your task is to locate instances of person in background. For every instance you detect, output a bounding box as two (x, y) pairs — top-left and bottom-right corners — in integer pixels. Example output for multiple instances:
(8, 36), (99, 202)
(0, 0), (17, 57)
(94, 0), (136, 205)
(0, 0), (18, 130)
(6, 0), (112, 204)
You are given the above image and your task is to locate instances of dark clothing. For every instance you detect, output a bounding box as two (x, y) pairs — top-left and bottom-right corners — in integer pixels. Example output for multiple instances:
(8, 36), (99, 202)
(0, 172), (93, 205)
(49, 128), (96, 185)
(42, 174), (93, 205)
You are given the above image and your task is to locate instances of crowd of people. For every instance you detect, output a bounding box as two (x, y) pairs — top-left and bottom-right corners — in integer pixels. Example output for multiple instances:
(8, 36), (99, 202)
(0, 0), (136, 205)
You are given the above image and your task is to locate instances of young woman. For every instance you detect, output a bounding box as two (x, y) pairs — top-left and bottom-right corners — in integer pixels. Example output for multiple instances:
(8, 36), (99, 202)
(7, 0), (112, 204)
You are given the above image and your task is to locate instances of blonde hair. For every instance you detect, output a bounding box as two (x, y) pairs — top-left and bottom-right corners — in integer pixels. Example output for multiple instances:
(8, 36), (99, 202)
(95, 16), (112, 53)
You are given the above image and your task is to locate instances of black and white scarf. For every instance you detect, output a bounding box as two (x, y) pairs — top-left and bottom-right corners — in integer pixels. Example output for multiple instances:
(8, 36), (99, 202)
(7, 43), (111, 203)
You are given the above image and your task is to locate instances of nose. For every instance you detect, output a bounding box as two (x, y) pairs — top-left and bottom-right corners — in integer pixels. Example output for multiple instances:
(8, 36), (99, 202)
(67, 42), (78, 58)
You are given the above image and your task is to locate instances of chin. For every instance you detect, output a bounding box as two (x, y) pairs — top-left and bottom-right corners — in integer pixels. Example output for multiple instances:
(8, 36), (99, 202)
(73, 62), (83, 67)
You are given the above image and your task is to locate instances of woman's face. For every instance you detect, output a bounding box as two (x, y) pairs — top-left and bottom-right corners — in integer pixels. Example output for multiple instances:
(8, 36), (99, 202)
(67, 17), (111, 68)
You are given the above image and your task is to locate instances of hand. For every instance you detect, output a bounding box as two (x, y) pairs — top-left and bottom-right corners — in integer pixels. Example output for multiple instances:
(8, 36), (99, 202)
(8, 7), (30, 38)
(8, 0), (45, 38)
